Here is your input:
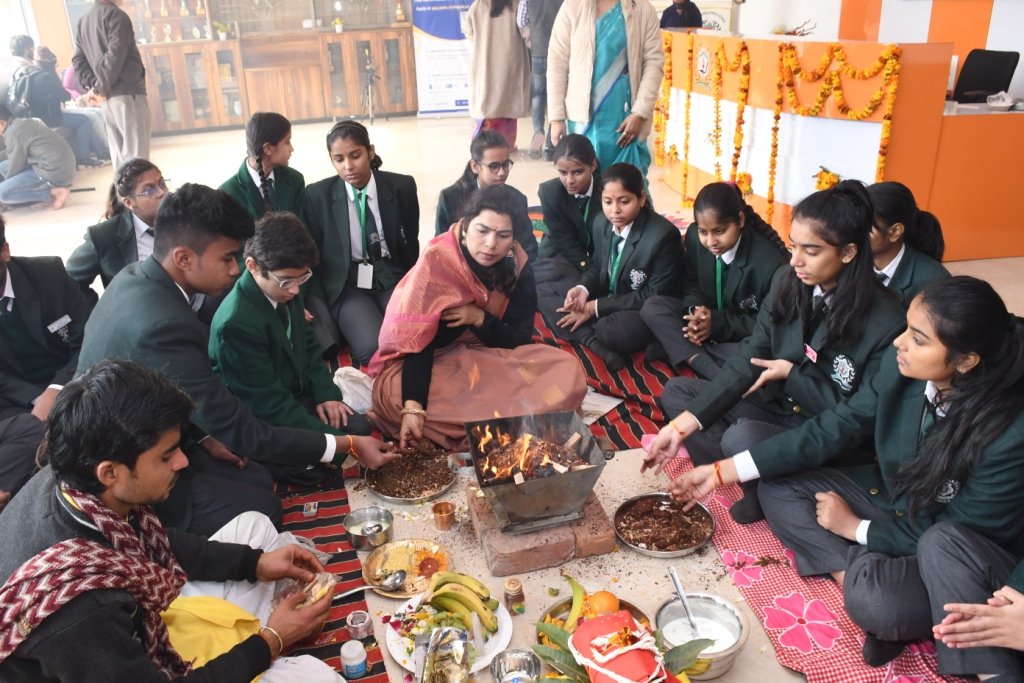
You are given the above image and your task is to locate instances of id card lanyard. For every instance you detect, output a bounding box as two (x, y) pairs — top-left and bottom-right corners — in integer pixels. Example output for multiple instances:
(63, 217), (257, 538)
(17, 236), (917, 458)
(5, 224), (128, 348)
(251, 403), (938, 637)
(354, 188), (374, 289)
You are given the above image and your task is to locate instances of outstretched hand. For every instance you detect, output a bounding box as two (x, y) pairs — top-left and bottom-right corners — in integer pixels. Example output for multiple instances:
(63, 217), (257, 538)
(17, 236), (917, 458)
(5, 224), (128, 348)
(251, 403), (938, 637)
(742, 358), (794, 398)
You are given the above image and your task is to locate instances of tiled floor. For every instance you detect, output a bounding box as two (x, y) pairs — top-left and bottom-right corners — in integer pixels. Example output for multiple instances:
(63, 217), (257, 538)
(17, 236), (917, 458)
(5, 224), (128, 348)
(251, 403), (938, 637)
(4, 115), (1022, 314)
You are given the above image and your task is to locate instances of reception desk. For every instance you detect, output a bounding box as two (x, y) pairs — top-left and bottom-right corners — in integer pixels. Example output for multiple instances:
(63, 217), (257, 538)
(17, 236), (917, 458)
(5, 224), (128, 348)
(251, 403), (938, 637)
(656, 31), (1023, 261)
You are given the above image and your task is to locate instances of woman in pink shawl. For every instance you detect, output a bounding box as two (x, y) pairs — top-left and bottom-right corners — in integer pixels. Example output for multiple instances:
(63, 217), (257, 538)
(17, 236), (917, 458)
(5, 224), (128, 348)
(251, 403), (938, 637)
(370, 185), (587, 450)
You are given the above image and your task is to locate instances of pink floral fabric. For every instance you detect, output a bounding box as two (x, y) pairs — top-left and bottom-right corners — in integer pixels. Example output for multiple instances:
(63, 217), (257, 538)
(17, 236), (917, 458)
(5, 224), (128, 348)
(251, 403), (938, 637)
(639, 435), (972, 683)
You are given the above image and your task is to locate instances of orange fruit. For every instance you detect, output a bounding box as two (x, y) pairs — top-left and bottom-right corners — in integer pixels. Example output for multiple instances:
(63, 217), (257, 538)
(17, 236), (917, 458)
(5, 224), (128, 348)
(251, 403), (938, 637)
(588, 590), (620, 616)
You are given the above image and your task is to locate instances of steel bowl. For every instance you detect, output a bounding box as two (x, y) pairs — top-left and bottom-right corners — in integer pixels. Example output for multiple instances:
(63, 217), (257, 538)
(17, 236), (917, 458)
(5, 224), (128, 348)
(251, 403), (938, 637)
(655, 592), (749, 680)
(342, 505), (394, 551)
(365, 455), (459, 505)
(489, 648), (541, 683)
(614, 492), (715, 558)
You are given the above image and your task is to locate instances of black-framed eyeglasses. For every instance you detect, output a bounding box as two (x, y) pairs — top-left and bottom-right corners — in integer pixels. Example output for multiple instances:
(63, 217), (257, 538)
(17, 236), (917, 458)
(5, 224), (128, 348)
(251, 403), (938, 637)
(266, 268), (313, 290)
(482, 159), (513, 173)
(127, 179), (170, 199)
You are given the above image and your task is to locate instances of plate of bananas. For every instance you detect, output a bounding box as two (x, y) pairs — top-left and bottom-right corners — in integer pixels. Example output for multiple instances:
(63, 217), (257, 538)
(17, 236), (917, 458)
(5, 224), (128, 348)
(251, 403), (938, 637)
(383, 571), (512, 675)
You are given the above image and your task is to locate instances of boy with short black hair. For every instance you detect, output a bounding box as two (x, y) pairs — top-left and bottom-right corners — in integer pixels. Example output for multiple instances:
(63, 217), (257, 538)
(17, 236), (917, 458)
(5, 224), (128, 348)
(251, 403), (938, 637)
(0, 105), (74, 210)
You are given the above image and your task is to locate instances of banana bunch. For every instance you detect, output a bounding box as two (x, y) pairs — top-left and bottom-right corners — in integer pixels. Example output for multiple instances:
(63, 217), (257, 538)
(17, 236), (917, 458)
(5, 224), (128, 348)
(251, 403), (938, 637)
(424, 571), (499, 633)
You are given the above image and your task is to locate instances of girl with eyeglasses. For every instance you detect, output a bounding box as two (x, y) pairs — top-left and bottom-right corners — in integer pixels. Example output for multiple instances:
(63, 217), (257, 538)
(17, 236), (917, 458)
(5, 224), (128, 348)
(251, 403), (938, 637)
(644, 180), (907, 524)
(640, 181), (789, 379)
(219, 112), (305, 220)
(303, 120), (420, 366)
(543, 162), (684, 370)
(209, 212), (372, 456)
(435, 130), (537, 261)
(534, 134), (602, 287)
(66, 158), (169, 303)
(370, 184), (586, 451)
(867, 181), (949, 303)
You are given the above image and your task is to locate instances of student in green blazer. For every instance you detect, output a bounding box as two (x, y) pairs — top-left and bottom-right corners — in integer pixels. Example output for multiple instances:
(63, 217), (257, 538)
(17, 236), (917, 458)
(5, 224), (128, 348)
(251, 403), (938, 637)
(303, 120), (420, 366)
(434, 129), (537, 261)
(218, 112), (306, 221)
(547, 162), (685, 370)
(645, 181), (906, 523)
(669, 277), (1024, 670)
(66, 159), (168, 303)
(209, 212), (370, 443)
(868, 181), (949, 303)
(535, 134), (601, 286)
(641, 182), (789, 379)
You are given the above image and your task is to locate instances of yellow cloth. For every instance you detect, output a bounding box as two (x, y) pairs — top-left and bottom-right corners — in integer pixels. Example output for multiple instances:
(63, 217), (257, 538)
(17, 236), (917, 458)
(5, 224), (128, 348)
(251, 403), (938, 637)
(162, 595), (263, 682)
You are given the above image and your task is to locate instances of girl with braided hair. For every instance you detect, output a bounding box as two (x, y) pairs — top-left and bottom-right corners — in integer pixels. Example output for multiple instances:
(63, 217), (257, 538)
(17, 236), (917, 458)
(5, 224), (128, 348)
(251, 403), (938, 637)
(219, 112), (306, 220)
(640, 181), (789, 379)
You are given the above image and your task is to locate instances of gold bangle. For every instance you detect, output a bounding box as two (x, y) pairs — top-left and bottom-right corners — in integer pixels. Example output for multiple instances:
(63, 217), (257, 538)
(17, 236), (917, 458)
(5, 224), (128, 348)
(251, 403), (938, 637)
(400, 407), (427, 417)
(261, 626), (284, 659)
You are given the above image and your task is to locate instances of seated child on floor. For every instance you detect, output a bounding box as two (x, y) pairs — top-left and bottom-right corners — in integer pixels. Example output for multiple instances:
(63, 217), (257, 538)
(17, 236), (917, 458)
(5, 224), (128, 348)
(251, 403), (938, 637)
(866, 180), (948, 302)
(535, 134), (602, 287)
(644, 180), (906, 524)
(209, 211), (371, 440)
(0, 105), (73, 210)
(640, 181), (789, 379)
(219, 112), (305, 220)
(543, 162), (684, 370)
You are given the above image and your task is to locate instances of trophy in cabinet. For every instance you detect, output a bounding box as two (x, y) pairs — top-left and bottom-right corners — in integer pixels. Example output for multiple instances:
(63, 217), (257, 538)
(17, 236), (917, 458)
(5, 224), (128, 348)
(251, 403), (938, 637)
(159, 0), (169, 16)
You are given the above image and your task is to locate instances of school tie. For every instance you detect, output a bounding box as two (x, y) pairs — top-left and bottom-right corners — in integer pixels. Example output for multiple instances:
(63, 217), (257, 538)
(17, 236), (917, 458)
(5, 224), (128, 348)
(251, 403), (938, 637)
(875, 271), (889, 285)
(576, 195), (589, 213)
(275, 302), (292, 341)
(715, 257), (724, 309)
(919, 399), (938, 441)
(144, 227), (154, 237)
(804, 293), (826, 340)
(265, 178), (276, 211)
(609, 233), (624, 293)
(0, 296), (12, 317)
(354, 187), (382, 262)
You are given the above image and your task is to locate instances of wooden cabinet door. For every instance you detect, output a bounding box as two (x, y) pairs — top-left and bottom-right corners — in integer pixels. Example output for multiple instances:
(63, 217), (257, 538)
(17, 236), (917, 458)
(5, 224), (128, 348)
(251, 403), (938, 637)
(244, 66), (326, 122)
(143, 46), (188, 132)
(376, 30), (417, 114)
(205, 42), (248, 126)
(180, 44), (217, 129)
(322, 35), (359, 118)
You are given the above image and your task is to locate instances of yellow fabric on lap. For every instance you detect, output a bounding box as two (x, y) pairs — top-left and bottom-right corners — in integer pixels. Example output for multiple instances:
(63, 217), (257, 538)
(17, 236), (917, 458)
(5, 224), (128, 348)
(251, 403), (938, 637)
(162, 595), (263, 682)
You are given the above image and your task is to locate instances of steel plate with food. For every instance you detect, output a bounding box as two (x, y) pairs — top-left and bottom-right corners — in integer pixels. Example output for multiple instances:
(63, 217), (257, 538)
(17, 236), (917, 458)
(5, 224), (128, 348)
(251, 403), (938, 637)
(614, 493), (715, 558)
(365, 438), (458, 504)
(363, 538), (453, 597)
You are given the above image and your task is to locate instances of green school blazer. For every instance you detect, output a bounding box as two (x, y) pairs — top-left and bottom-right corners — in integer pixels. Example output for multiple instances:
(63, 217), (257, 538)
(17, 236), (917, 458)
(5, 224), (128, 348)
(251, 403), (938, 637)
(537, 174), (602, 272)
(65, 211), (138, 303)
(578, 211), (686, 316)
(219, 161), (307, 221)
(686, 269), (906, 426)
(886, 245), (949, 304)
(209, 270), (345, 435)
(751, 346), (1024, 559)
(680, 219), (788, 343)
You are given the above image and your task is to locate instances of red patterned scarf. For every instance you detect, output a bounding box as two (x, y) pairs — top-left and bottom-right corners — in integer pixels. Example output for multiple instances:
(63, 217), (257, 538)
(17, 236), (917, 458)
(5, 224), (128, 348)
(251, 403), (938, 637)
(0, 487), (190, 677)
(367, 224), (528, 376)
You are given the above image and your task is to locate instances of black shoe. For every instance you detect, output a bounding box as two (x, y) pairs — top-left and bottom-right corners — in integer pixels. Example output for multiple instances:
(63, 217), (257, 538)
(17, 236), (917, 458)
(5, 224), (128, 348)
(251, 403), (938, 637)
(542, 147), (554, 162)
(586, 339), (627, 371)
(729, 482), (765, 524)
(645, 340), (667, 363)
(862, 635), (907, 667)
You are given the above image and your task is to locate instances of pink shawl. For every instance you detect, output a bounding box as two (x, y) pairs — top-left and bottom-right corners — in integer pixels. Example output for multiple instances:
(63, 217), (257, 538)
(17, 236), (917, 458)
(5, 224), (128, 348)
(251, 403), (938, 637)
(367, 225), (527, 376)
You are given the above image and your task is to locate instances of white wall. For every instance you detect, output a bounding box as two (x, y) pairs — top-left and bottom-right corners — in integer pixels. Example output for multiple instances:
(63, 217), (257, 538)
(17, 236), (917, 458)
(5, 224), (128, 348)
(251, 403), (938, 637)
(734, 0), (841, 40)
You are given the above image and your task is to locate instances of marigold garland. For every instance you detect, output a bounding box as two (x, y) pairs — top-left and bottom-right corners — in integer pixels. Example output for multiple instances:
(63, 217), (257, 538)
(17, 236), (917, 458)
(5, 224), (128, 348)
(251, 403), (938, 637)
(765, 42), (902, 224)
(814, 166), (840, 190)
(736, 172), (752, 197)
(712, 41), (751, 182)
(652, 32), (674, 167)
(680, 33), (695, 207)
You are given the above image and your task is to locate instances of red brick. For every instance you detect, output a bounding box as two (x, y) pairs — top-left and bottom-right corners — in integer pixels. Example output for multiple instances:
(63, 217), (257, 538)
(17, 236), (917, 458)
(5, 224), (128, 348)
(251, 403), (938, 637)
(481, 525), (576, 577)
(572, 493), (616, 558)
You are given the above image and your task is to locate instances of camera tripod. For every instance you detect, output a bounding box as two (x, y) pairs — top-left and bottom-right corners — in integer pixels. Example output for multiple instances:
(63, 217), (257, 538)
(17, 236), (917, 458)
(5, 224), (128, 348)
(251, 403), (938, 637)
(359, 50), (388, 125)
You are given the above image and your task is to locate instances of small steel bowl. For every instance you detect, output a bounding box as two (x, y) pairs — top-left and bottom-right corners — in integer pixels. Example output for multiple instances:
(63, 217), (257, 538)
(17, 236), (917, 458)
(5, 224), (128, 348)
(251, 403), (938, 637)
(655, 592), (749, 680)
(614, 492), (715, 558)
(342, 505), (394, 551)
(489, 648), (541, 683)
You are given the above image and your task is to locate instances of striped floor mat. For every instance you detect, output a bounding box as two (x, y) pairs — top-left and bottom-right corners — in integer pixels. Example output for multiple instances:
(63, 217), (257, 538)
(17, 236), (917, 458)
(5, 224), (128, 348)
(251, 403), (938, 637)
(279, 476), (390, 682)
(531, 311), (687, 449)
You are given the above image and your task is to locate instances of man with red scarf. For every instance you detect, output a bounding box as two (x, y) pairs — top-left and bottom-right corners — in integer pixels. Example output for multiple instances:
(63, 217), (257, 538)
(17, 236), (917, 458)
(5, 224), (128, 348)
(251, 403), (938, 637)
(0, 360), (342, 682)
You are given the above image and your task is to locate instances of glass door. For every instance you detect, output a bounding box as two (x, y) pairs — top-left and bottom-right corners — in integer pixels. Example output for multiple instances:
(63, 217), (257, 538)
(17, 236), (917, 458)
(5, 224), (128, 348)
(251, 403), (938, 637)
(183, 48), (213, 127)
(213, 46), (245, 124)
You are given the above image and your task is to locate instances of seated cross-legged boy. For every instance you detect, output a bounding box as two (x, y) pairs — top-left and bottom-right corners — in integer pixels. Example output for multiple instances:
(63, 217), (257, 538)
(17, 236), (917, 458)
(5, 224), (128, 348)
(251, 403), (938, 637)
(209, 212), (371, 482)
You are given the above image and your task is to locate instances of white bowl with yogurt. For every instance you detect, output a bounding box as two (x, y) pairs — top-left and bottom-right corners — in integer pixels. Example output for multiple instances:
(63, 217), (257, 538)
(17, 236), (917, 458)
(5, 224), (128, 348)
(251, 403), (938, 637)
(655, 593), (749, 679)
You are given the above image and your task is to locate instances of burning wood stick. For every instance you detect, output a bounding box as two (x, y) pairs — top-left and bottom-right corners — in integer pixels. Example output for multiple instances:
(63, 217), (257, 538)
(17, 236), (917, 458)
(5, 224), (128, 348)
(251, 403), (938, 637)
(551, 463), (569, 474)
(513, 472), (526, 485)
(562, 432), (582, 452)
